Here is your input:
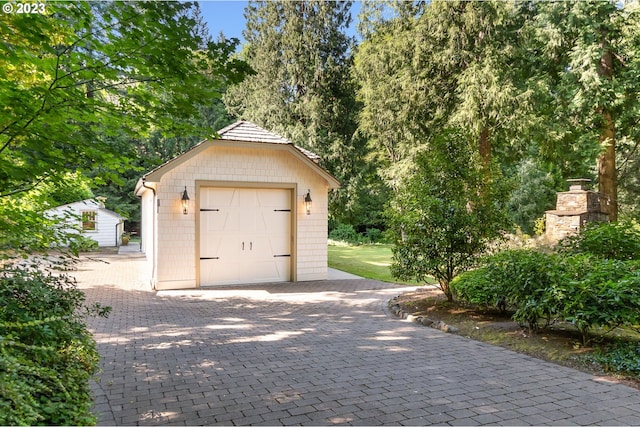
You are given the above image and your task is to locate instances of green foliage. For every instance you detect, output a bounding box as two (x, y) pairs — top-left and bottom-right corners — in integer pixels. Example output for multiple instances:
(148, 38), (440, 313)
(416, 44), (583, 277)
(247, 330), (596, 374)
(329, 223), (360, 244)
(558, 220), (640, 261)
(0, 2), (248, 197)
(588, 340), (640, 377)
(1, 2), (250, 252)
(483, 250), (563, 330)
(0, 263), (110, 425)
(533, 217), (546, 236)
(355, 0), (530, 185)
(528, 1), (640, 220)
(225, 1), (384, 229)
(459, 247), (640, 343)
(329, 223), (386, 245)
(69, 236), (99, 253)
(450, 268), (505, 311)
(505, 160), (560, 235)
(388, 130), (509, 301)
(560, 258), (640, 343)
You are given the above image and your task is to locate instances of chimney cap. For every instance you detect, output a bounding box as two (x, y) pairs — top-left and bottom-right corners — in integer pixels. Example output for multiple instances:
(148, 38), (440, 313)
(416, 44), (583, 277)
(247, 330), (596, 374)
(567, 178), (591, 191)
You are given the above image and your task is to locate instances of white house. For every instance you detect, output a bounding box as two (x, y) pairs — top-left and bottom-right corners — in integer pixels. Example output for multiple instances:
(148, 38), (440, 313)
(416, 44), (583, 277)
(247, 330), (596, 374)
(134, 121), (341, 290)
(45, 198), (126, 247)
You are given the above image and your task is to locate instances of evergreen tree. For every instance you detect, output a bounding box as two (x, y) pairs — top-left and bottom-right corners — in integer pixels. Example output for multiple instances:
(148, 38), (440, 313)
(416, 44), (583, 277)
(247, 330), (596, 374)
(355, 1), (528, 187)
(225, 0), (382, 228)
(530, 0), (640, 221)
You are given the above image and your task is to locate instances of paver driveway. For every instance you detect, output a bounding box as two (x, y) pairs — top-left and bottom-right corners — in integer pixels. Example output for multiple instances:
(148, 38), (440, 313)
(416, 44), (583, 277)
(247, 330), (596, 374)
(75, 252), (640, 426)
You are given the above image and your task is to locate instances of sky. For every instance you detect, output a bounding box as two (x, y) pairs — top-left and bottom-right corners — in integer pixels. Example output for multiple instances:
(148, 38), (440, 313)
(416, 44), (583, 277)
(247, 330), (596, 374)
(198, 1), (361, 47)
(199, 1), (249, 43)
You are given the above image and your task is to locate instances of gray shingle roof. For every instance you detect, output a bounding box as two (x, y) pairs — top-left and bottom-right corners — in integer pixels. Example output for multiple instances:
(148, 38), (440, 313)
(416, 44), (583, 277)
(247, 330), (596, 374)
(217, 121), (292, 144)
(216, 121), (320, 162)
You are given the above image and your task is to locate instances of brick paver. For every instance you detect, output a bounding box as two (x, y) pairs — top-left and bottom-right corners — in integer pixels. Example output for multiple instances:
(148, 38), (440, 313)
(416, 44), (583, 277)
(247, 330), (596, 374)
(74, 252), (640, 426)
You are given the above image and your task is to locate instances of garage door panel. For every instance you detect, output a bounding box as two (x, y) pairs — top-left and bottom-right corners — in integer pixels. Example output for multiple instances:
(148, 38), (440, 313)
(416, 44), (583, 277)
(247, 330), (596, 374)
(252, 258), (287, 283)
(239, 209), (257, 233)
(199, 187), (291, 286)
(201, 210), (236, 233)
(268, 235), (290, 256)
(257, 188), (289, 207)
(201, 187), (237, 208)
(251, 235), (289, 257)
(200, 259), (241, 285)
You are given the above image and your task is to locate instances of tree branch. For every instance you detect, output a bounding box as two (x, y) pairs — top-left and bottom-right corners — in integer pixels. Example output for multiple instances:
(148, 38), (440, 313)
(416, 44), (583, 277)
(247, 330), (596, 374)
(0, 174), (51, 198)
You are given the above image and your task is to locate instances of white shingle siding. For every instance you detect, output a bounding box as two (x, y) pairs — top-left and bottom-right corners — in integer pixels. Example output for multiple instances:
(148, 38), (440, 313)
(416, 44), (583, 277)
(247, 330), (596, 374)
(150, 146), (330, 289)
(45, 199), (125, 247)
(136, 121), (340, 291)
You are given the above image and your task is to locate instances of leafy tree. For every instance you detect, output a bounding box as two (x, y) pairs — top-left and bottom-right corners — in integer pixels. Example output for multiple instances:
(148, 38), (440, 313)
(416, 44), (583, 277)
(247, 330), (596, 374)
(388, 130), (509, 301)
(357, 0), (640, 233)
(0, 1), (246, 196)
(0, 1), (249, 252)
(505, 160), (560, 235)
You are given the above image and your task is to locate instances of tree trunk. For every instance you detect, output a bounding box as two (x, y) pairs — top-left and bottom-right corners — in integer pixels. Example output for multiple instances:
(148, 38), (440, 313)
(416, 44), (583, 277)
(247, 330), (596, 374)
(478, 126), (491, 166)
(441, 280), (453, 302)
(597, 44), (617, 221)
(598, 111), (616, 221)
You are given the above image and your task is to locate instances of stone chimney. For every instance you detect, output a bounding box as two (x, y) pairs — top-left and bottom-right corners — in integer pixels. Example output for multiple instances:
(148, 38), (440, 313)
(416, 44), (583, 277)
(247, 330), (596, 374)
(545, 179), (608, 242)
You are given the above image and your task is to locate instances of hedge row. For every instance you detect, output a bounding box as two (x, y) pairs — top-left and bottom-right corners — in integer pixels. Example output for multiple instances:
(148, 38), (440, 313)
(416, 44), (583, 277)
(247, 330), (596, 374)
(451, 220), (640, 344)
(0, 263), (109, 425)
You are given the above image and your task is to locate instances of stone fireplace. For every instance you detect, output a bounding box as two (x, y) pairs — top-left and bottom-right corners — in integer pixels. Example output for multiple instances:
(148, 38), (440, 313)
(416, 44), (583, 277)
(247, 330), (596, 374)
(545, 179), (609, 242)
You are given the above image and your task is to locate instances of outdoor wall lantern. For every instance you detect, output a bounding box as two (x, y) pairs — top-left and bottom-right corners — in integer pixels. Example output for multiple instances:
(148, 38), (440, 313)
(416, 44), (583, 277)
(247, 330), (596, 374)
(181, 186), (190, 215)
(304, 189), (312, 215)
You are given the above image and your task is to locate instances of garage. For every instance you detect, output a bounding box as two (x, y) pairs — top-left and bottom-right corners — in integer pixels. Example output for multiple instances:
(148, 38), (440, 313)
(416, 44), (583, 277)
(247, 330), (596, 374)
(199, 187), (292, 286)
(135, 120), (340, 290)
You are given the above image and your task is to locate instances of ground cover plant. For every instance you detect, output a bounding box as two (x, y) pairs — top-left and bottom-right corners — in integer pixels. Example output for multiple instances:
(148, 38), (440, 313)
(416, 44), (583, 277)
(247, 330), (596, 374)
(404, 221), (640, 385)
(392, 287), (640, 389)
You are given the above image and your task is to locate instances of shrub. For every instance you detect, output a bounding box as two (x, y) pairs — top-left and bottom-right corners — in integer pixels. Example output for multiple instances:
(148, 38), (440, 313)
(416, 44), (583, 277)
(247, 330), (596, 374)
(558, 220), (640, 260)
(69, 235), (99, 252)
(0, 263), (110, 425)
(329, 224), (386, 245)
(477, 249), (640, 341)
(365, 228), (385, 243)
(388, 129), (509, 301)
(560, 259), (640, 344)
(329, 223), (360, 243)
(450, 268), (507, 312)
(483, 250), (564, 330)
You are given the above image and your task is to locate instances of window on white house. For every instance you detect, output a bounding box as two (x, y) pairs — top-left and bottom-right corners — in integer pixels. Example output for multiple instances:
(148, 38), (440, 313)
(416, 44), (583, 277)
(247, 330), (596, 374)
(81, 211), (97, 231)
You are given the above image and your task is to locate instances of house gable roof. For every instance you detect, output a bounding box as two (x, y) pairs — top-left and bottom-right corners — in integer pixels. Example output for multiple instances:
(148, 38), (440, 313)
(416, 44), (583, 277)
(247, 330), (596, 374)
(45, 199), (126, 220)
(218, 121), (321, 162)
(135, 121), (340, 195)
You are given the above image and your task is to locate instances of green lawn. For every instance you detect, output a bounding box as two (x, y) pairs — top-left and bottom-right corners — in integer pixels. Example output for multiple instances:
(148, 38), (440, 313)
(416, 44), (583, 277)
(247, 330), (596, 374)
(328, 243), (431, 285)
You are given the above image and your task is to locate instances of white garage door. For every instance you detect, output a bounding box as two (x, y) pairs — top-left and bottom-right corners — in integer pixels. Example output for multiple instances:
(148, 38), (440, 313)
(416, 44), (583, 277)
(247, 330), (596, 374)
(199, 187), (291, 286)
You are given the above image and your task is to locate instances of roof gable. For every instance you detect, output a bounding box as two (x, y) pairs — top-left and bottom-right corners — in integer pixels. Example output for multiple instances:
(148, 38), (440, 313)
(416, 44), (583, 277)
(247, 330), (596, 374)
(217, 121), (321, 162)
(217, 121), (292, 145)
(136, 121), (339, 194)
